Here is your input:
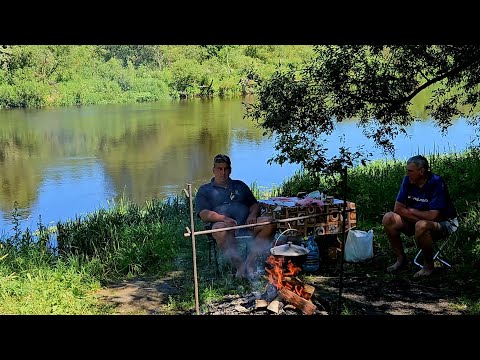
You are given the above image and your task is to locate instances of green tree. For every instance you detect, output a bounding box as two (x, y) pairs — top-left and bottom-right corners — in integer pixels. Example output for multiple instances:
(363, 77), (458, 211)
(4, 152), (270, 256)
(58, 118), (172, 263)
(246, 45), (480, 173)
(96, 45), (161, 68)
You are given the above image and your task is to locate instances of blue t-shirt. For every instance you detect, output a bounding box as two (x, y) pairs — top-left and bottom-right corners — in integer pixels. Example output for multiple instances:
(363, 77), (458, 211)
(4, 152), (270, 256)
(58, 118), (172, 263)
(396, 172), (457, 220)
(195, 177), (258, 225)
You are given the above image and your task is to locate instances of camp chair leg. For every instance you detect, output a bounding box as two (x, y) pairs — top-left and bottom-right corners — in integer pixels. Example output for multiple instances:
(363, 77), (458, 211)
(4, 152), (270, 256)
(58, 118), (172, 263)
(208, 239), (212, 266)
(413, 238), (452, 269)
(434, 252), (452, 267)
(413, 249), (422, 268)
(212, 239), (219, 278)
(207, 235), (219, 278)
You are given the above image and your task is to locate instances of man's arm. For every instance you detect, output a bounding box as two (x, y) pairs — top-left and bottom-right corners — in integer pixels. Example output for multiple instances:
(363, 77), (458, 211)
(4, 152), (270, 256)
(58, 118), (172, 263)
(198, 209), (237, 227)
(245, 203), (260, 224)
(196, 186), (238, 227)
(394, 201), (441, 222)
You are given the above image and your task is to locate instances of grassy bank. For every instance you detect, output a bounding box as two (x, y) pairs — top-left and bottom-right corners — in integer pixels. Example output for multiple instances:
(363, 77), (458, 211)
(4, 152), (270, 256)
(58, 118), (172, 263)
(1, 149), (479, 314)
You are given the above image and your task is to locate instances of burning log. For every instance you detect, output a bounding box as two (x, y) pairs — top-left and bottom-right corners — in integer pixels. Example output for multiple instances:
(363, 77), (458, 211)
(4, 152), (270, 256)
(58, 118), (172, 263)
(283, 276), (315, 300)
(278, 288), (317, 315)
(264, 255), (318, 314)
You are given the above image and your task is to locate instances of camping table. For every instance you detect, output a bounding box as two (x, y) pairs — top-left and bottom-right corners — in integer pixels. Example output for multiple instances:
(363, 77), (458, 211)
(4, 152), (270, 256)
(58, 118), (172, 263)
(258, 196), (357, 238)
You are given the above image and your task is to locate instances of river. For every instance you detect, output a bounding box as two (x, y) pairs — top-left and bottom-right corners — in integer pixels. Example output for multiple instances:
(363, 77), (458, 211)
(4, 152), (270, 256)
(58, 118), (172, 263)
(0, 96), (477, 235)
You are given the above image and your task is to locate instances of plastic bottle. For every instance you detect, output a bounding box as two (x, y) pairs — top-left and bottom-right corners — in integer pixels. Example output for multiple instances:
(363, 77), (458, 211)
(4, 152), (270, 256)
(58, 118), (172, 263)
(302, 235), (320, 272)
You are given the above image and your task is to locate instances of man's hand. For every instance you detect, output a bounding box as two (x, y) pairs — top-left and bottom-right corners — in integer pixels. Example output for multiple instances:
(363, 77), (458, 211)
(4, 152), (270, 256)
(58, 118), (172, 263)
(246, 214), (257, 225)
(222, 216), (238, 227)
(246, 203), (261, 225)
(198, 209), (237, 226)
(394, 201), (441, 222)
(394, 201), (420, 222)
(404, 207), (420, 221)
(408, 207), (441, 222)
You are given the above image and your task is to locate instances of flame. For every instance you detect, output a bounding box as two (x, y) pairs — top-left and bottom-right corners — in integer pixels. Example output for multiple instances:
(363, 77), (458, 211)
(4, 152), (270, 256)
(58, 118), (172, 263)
(265, 255), (308, 298)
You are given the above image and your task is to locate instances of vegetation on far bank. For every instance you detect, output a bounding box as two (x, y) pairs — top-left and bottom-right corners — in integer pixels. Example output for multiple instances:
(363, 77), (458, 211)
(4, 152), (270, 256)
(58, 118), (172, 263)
(1, 149), (479, 314)
(2, 45), (480, 315)
(0, 45), (315, 109)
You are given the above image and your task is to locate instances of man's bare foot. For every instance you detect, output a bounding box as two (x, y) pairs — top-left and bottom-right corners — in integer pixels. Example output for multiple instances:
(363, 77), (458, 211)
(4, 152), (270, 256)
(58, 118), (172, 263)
(387, 259), (408, 273)
(413, 267), (434, 278)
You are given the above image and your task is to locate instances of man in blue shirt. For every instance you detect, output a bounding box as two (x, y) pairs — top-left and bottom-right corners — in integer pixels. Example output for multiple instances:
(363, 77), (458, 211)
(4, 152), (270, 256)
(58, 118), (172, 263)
(382, 155), (458, 278)
(195, 154), (277, 279)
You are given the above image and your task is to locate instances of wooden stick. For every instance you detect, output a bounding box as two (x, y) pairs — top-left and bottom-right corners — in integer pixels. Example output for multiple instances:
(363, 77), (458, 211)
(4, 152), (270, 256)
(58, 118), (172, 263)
(183, 210), (355, 237)
(185, 184), (200, 315)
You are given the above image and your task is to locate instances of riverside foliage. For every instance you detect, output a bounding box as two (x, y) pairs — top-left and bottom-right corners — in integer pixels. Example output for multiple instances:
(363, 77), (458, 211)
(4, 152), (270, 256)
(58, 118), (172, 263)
(0, 45), (315, 109)
(0, 149), (479, 314)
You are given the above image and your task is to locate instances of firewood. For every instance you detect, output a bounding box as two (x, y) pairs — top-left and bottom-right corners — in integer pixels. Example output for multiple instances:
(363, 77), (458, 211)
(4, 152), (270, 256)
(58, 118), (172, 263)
(302, 284), (315, 300)
(255, 299), (268, 309)
(282, 276), (315, 300)
(283, 276), (306, 287)
(267, 296), (284, 314)
(278, 288), (317, 315)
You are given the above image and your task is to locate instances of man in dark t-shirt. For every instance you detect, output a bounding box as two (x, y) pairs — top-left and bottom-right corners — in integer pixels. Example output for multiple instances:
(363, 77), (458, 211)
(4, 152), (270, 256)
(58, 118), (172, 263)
(382, 155), (458, 278)
(195, 154), (277, 279)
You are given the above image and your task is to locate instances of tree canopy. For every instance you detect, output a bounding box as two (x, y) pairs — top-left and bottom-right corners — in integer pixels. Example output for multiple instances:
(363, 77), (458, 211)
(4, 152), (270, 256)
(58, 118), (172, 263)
(246, 45), (480, 174)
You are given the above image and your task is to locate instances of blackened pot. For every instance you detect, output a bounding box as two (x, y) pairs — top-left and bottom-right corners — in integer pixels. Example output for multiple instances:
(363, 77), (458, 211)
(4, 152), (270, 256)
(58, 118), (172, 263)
(270, 241), (309, 267)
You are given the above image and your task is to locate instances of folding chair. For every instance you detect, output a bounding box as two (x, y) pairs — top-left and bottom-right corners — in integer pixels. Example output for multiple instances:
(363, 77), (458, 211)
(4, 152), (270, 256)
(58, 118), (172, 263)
(413, 235), (452, 268)
(412, 218), (459, 269)
(204, 224), (219, 278)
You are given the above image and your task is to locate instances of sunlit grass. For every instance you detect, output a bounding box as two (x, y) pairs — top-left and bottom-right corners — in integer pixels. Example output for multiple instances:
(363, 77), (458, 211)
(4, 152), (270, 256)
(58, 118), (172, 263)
(0, 255), (113, 314)
(1, 148), (479, 315)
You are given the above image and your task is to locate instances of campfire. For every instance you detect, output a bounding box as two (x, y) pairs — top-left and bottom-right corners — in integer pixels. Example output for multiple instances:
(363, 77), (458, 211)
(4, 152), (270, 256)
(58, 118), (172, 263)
(259, 255), (317, 315)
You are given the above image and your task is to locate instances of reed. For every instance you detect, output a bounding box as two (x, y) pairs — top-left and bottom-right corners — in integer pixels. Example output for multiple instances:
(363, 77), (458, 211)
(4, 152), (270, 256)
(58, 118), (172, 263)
(55, 192), (192, 281)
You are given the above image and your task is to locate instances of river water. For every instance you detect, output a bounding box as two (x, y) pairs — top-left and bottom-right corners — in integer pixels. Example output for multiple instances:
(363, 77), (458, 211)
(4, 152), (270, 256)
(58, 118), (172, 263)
(0, 96), (477, 235)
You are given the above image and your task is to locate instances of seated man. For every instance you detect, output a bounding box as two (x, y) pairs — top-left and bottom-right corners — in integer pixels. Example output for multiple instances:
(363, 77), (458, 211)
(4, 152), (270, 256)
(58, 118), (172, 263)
(195, 154), (277, 279)
(382, 155), (458, 278)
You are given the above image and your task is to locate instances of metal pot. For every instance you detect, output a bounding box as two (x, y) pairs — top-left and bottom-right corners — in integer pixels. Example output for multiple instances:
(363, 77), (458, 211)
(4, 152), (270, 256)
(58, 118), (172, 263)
(270, 241), (310, 266)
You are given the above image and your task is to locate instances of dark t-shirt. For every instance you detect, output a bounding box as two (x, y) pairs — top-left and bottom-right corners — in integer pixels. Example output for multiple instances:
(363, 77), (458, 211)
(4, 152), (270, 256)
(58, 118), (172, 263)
(396, 172), (457, 220)
(195, 177), (258, 225)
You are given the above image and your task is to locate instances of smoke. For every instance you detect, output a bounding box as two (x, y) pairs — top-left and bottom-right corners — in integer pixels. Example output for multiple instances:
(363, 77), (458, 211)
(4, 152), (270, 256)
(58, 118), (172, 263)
(211, 201), (277, 284)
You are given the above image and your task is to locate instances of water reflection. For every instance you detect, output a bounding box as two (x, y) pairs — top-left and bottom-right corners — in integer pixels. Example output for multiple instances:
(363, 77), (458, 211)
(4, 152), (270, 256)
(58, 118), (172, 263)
(0, 97), (477, 235)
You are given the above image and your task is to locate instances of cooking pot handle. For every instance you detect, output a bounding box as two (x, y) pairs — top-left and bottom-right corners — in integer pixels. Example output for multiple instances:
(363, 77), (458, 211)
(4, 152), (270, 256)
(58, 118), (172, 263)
(273, 228), (301, 248)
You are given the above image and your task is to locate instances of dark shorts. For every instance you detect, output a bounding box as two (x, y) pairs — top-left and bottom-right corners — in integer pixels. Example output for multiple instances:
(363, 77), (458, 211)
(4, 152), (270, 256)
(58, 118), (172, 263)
(402, 217), (459, 239)
(235, 228), (253, 238)
(439, 217), (459, 238)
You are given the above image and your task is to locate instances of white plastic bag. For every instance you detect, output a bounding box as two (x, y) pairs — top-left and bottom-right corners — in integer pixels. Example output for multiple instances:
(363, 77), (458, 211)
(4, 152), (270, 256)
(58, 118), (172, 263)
(344, 229), (374, 262)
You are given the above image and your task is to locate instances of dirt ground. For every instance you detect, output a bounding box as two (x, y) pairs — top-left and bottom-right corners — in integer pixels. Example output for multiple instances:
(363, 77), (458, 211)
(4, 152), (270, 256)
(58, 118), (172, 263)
(96, 270), (187, 315)
(96, 254), (468, 315)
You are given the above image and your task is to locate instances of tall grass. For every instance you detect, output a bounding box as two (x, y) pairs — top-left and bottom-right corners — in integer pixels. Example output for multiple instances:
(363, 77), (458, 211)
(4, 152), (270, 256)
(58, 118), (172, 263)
(1, 148), (479, 314)
(274, 147), (480, 224)
(0, 193), (194, 314)
(56, 193), (191, 282)
(0, 253), (111, 314)
(272, 148), (480, 305)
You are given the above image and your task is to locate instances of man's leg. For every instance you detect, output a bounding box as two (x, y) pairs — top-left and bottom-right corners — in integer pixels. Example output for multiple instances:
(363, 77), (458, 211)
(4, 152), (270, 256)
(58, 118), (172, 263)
(413, 220), (443, 277)
(244, 216), (277, 277)
(382, 211), (413, 272)
(212, 222), (246, 278)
